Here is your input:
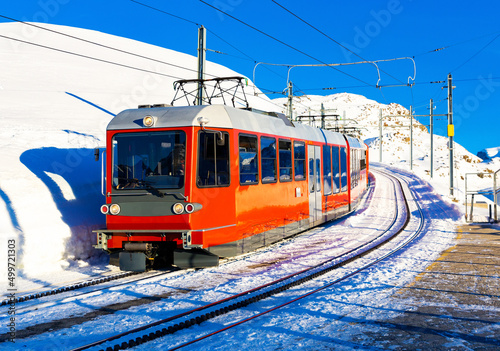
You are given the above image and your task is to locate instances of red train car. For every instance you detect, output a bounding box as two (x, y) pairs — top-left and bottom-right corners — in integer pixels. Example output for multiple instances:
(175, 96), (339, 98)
(94, 104), (368, 271)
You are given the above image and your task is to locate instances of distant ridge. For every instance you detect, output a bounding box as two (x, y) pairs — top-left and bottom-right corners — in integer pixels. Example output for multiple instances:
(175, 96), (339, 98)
(477, 147), (500, 161)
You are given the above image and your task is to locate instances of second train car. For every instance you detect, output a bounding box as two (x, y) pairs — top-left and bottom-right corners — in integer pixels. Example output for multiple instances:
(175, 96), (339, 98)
(94, 104), (368, 271)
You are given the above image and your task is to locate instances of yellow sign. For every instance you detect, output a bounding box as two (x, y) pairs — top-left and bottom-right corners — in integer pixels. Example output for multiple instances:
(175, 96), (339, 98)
(448, 124), (454, 137)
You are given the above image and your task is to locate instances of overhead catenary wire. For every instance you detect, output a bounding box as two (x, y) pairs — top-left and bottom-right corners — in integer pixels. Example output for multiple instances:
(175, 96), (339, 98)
(0, 12), (287, 111)
(270, 0), (410, 87)
(451, 33), (500, 73)
(414, 28), (500, 57)
(129, 0), (286, 80)
(269, 0), (418, 109)
(199, 0), (374, 88)
(0, 14), (216, 78)
(128, 1), (298, 104)
(128, 1), (367, 112)
(130, 0), (201, 26)
(0, 34), (184, 80)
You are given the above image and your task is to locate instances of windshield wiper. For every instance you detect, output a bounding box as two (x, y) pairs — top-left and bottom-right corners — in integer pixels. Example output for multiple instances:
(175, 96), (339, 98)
(116, 177), (164, 197)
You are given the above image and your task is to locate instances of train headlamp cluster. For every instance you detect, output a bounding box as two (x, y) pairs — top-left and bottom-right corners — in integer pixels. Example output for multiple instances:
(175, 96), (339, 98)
(172, 202), (196, 215)
(101, 202), (199, 215)
(101, 204), (121, 215)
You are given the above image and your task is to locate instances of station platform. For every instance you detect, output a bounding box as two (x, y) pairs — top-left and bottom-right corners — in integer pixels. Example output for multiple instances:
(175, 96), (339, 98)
(372, 223), (500, 349)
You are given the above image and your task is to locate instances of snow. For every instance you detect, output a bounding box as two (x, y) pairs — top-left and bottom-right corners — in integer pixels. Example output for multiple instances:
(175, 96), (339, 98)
(0, 21), (499, 349)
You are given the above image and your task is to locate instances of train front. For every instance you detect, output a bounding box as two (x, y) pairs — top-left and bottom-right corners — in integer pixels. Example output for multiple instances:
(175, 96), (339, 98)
(94, 105), (223, 271)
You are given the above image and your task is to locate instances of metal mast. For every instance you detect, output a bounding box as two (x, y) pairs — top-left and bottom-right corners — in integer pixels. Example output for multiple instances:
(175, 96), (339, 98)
(410, 105), (413, 171)
(287, 81), (293, 120)
(430, 99), (434, 179)
(197, 25), (206, 105)
(447, 73), (454, 196)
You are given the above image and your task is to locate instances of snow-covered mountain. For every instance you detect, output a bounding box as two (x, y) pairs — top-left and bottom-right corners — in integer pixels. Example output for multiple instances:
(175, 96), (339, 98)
(0, 22), (497, 278)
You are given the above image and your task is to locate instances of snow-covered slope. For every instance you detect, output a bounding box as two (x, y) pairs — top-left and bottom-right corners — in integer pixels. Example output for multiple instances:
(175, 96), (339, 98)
(0, 22), (275, 277)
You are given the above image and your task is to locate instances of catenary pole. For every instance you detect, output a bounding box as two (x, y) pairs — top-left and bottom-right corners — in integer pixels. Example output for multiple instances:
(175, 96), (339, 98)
(448, 73), (454, 196)
(430, 99), (434, 179)
(379, 109), (383, 162)
(197, 25), (206, 105)
(410, 105), (413, 171)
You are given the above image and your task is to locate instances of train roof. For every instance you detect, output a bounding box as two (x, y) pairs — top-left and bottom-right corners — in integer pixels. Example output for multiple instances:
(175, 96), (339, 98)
(108, 105), (362, 147)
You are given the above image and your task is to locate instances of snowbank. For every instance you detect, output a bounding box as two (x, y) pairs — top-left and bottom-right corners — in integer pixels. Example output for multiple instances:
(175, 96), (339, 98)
(0, 22), (273, 278)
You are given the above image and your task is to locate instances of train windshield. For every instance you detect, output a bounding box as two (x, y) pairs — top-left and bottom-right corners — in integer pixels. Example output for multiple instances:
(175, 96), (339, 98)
(112, 131), (186, 191)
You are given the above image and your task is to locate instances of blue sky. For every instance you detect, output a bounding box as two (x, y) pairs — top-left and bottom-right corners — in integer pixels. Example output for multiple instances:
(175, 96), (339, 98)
(2, 0), (500, 155)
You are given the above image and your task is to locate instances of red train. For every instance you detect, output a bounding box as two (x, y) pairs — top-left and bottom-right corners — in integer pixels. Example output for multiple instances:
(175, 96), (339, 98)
(94, 104), (368, 271)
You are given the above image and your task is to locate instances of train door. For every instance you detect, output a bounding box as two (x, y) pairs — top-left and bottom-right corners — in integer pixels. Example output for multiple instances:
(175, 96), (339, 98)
(308, 145), (322, 224)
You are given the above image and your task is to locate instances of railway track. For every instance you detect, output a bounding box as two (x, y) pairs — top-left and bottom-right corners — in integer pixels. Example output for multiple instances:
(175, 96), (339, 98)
(1, 269), (184, 320)
(0, 270), (140, 307)
(1, 171), (374, 312)
(67, 168), (423, 351)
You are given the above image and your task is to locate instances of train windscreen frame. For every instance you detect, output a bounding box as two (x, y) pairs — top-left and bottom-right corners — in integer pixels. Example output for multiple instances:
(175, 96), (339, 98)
(197, 131), (230, 187)
(112, 131), (186, 191)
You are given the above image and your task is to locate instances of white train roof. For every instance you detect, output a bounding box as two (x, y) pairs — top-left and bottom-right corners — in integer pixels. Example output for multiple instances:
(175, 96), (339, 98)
(108, 104), (365, 147)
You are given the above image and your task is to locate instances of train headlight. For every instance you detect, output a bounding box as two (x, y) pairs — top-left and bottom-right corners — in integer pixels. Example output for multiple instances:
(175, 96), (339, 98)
(172, 203), (184, 215)
(100, 205), (109, 214)
(197, 116), (210, 128)
(109, 204), (121, 215)
(143, 115), (156, 127)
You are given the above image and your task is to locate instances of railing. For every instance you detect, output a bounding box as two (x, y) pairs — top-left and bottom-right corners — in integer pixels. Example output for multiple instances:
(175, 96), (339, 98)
(465, 169), (499, 223)
(495, 169), (500, 221)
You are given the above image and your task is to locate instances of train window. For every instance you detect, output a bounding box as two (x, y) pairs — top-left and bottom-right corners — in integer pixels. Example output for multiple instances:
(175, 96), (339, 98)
(351, 150), (357, 189)
(316, 158), (321, 192)
(361, 150), (367, 170)
(323, 144), (332, 195)
(112, 131), (186, 190)
(197, 131), (230, 187)
(239, 134), (258, 185)
(294, 141), (306, 181)
(261, 136), (277, 183)
(332, 146), (340, 193)
(340, 147), (348, 192)
(279, 139), (292, 182)
(309, 157), (314, 193)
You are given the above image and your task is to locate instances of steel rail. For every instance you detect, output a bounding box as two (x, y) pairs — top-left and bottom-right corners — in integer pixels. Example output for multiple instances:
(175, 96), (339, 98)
(0, 271), (137, 306)
(0, 270), (175, 314)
